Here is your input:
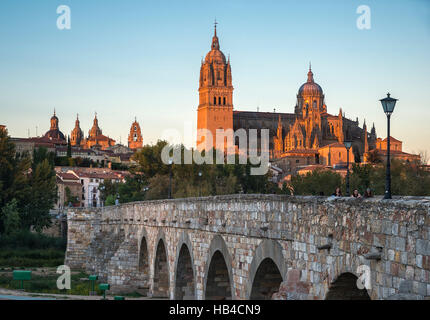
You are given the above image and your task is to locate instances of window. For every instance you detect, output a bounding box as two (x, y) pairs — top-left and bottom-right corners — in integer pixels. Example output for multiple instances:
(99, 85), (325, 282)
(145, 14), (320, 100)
(90, 179), (93, 182)
(223, 97), (226, 105)
(218, 97), (221, 105)
(134, 126), (137, 131)
(296, 159), (300, 163)
(214, 97), (216, 105)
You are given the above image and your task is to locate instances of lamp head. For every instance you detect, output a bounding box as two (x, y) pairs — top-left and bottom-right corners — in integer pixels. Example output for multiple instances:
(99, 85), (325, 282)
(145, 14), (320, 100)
(380, 93), (397, 115)
(344, 141), (352, 150)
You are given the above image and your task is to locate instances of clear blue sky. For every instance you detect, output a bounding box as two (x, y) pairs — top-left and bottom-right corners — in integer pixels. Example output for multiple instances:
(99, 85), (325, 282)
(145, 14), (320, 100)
(1, 0), (429, 158)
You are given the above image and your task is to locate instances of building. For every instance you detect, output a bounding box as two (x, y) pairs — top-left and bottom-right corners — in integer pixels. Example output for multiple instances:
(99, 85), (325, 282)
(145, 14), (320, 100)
(128, 118), (143, 150)
(195, 24), (419, 176)
(365, 136), (420, 163)
(196, 23), (233, 151)
(62, 168), (128, 208)
(43, 110), (66, 143)
(79, 113), (116, 150)
(71, 114), (84, 147)
(55, 172), (81, 209)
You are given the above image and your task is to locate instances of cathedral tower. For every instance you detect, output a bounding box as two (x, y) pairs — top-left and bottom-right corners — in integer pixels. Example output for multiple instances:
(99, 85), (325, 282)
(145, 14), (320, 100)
(71, 114), (83, 146)
(197, 22), (233, 151)
(128, 117), (143, 150)
(89, 112), (102, 138)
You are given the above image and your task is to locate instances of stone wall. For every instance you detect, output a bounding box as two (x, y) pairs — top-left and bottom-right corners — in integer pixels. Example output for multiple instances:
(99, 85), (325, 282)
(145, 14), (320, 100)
(65, 194), (430, 300)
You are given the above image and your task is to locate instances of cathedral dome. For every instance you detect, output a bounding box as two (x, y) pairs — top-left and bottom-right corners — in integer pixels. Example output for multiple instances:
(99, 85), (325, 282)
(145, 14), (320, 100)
(44, 110), (65, 141)
(44, 129), (65, 141)
(298, 68), (323, 97)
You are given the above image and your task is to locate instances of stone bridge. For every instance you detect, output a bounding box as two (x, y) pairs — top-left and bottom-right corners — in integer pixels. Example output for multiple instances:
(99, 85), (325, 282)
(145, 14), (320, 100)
(65, 194), (430, 300)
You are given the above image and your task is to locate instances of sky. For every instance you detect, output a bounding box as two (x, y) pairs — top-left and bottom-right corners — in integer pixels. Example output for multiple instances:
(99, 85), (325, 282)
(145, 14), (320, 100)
(0, 0), (429, 158)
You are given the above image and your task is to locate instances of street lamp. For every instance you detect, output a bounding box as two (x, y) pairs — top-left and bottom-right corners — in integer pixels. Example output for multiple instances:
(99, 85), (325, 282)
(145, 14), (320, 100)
(344, 140), (353, 197)
(380, 93), (398, 199)
(168, 159), (173, 199)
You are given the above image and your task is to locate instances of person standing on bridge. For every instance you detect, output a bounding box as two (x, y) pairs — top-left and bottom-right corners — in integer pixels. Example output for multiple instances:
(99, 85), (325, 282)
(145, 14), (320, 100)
(332, 187), (342, 197)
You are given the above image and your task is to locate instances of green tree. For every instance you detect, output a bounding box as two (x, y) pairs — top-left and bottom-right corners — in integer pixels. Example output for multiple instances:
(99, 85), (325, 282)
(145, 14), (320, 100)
(289, 169), (343, 195)
(67, 136), (72, 158)
(21, 159), (57, 232)
(1, 198), (21, 235)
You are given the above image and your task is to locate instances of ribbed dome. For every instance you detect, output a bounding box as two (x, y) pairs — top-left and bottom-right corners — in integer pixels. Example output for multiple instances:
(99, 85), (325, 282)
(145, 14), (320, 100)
(298, 68), (323, 96)
(205, 49), (226, 64)
(44, 129), (65, 141)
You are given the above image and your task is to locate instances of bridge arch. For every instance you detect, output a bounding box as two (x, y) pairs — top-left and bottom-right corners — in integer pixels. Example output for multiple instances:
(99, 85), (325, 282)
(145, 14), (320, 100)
(247, 239), (287, 299)
(137, 228), (150, 291)
(203, 235), (234, 300)
(152, 230), (170, 298)
(325, 272), (371, 300)
(173, 232), (196, 300)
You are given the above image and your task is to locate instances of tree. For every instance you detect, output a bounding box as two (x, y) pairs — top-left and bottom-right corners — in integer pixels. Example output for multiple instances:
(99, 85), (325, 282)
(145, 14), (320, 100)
(0, 130), (58, 233)
(1, 198), (21, 235)
(21, 159), (57, 232)
(67, 135), (72, 158)
(289, 169), (342, 195)
(132, 140), (170, 178)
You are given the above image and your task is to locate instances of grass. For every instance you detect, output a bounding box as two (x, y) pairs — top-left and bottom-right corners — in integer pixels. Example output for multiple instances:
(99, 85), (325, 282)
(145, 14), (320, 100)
(0, 249), (65, 268)
(0, 231), (66, 268)
(0, 270), (104, 296)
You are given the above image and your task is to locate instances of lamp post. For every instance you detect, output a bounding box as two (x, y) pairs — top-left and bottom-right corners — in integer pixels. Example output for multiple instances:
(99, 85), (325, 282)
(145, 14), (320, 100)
(344, 140), (352, 197)
(168, 159), (173, 199)
(379, 93), (398, 199)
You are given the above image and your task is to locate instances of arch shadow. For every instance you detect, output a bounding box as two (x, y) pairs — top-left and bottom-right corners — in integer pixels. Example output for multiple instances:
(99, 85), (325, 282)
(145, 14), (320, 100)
(325, 272), (371, 300)
(153, 229), (170, 298)
(203, 235), (234, 300)
(246, 239), (287, 299)
(173, 232), (196, 300)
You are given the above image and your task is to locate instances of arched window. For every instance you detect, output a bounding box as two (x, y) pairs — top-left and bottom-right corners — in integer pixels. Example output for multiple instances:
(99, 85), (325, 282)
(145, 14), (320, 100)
(218, 97), (221, 105)
(223, 97), (226, 105)
(214, 97), (216, 105)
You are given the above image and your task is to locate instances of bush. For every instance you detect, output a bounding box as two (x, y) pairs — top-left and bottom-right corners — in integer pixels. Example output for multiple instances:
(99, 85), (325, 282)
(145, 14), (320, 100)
(0, 231), (66, 250)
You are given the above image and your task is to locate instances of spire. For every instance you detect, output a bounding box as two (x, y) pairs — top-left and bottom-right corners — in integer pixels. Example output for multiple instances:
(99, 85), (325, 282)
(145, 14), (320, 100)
(54, 108), (56, 116)
(307, 63), (314, 83)
(211, 19), (220, 50)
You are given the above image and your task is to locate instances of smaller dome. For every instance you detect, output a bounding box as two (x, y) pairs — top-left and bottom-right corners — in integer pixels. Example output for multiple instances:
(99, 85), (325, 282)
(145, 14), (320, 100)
(44, 129), (65, 141)
(298, 68), (323, 97)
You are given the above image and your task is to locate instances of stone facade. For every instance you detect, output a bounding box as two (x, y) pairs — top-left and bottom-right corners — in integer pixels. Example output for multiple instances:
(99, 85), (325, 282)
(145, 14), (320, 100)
(65, 194), (430, 300)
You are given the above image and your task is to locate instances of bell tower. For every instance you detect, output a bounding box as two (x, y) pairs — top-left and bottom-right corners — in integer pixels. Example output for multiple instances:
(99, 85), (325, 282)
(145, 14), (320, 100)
(197, 21), (234, 151)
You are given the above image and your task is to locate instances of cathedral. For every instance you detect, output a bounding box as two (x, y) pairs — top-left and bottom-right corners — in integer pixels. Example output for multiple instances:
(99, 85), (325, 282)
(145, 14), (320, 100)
(196, 24), (383, 173)
(71, 113), (116, 150)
